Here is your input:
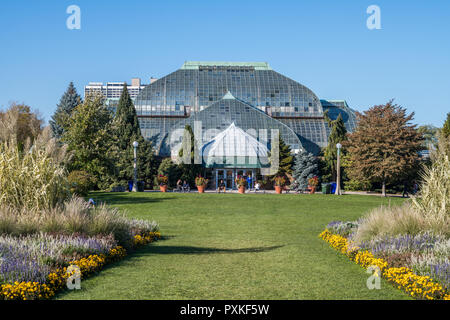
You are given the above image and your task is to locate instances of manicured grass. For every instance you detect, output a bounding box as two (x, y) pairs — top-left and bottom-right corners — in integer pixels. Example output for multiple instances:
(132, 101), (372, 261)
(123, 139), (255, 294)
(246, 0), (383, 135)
(58, 192), (409, 300)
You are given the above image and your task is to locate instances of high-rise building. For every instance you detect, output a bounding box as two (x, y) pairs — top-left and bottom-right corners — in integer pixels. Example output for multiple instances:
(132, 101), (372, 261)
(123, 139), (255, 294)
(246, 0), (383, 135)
(84, 78), (150, 112)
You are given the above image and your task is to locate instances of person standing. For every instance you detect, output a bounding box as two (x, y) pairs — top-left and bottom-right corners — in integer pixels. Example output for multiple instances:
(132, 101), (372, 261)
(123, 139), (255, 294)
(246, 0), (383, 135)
(402, 179), (409, 198)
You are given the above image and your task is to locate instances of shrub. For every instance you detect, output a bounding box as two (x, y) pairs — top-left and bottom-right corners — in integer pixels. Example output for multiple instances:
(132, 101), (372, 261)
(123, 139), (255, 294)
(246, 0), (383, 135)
(344, 179), (372, 191)
(157, 158), (180, 188)
(67, 170), (94, 196)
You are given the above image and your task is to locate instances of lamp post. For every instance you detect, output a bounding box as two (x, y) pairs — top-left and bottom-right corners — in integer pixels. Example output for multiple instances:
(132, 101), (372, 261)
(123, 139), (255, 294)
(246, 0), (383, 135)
(132, 141), (138, 192)
(335, 143), (342, 195)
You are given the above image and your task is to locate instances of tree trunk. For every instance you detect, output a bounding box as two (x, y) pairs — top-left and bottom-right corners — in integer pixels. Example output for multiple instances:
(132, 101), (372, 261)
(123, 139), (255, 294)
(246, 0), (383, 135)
(382, 180), (386, 197)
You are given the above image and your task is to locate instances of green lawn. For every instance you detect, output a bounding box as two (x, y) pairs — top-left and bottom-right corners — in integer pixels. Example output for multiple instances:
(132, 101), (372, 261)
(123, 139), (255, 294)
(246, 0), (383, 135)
(58, 192), (409, 300)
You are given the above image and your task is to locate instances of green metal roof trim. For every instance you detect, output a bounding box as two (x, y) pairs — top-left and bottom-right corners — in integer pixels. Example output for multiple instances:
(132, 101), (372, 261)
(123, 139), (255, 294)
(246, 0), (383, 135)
(181, 61), (272, 70)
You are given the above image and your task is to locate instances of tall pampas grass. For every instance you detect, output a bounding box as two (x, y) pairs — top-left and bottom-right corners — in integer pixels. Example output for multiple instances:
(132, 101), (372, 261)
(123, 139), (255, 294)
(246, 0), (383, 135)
(412, 132), (450, 223)
(0, 127), (70, 211)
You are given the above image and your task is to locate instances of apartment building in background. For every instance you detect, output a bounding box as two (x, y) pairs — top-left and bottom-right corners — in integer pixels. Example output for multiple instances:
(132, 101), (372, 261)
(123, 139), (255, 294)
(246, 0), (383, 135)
(84, 77), (158, 112)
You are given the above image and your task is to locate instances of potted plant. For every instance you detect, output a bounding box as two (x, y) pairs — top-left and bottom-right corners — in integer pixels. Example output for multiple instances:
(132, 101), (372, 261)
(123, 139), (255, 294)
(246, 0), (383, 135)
(308, 176), (319, 194)
(195, 176), (208, 193)
(235, 176), (247, 194)
(274, 176), (286, 194)
(157, 175), (169, 192)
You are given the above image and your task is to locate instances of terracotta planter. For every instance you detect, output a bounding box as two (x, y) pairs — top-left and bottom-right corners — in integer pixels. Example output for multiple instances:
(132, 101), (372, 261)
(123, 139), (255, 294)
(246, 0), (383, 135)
(238, 186), (246, 194)
(275, 186), (283, 194)
(309, 186), (316, 194)
(197, 185), (205, 193)
(159, 185), (168, 193)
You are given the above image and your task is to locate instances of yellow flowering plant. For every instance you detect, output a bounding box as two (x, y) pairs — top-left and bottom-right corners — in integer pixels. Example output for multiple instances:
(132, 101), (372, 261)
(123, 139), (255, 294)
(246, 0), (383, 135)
(0, 231), (161, 300)
(319, 228), (449, 300)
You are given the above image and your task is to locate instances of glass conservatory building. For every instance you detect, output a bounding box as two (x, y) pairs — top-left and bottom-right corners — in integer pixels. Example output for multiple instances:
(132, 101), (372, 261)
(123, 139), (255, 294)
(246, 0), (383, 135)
(134, 61), (357, 188)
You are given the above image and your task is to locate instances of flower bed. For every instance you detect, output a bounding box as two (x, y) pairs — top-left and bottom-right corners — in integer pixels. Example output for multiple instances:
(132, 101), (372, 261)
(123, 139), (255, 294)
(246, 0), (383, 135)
(0, 231), (161, 300)
(319, 229), (450, 300)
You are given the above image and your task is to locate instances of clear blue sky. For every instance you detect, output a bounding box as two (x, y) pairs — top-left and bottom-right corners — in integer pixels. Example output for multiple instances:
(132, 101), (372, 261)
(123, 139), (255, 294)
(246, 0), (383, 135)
(0, 0), (449, 127)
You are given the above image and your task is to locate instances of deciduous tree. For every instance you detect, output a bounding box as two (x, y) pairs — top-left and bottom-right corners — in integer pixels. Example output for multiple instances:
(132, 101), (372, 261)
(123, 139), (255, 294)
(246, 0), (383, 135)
(346, 101), (423, 196)
(0, 103), (43, 151)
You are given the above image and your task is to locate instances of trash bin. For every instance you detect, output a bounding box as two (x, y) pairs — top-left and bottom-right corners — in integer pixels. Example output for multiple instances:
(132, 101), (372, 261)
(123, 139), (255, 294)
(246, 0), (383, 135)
(137, 181), (145, 192)
(330, 182), (337, 194)
(128, 181), (133, 192)
(322, 183), (331, 194)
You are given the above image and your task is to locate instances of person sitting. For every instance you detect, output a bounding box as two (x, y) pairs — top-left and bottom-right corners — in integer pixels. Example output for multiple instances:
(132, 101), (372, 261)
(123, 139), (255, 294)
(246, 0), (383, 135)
(88, 198), (96, 207)
(217, 179), (226, 193)
(182, 180), (190, 192)
(175, 179), (182, 192)
(254, 182), (260, 193)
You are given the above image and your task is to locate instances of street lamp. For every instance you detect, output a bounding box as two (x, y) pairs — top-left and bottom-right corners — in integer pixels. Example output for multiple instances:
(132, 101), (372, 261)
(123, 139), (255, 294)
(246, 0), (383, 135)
(132, 141), (139, 192)
(335, 143), (342, 195)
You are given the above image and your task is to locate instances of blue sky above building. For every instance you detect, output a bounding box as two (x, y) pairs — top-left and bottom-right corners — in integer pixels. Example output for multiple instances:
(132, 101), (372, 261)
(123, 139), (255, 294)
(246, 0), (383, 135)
(0, 0), (449, 127)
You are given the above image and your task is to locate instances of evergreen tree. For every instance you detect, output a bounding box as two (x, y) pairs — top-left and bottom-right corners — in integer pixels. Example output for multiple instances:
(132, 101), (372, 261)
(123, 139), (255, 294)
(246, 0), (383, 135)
(443, 112), (450, 139)
(62, 94), (115, 190)
(292, 149), (318, 190)
(50, 82), (82, 139)
(178, 124), (202, 185)
(346, 100), (423, 196)
(323, 112), (347, 181)
(270, 134), (293, 177)
(111, 84), (156, 187)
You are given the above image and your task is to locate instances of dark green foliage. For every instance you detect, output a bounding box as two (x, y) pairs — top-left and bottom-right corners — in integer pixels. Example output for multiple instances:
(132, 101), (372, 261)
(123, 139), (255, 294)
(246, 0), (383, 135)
(62, 94), (116, 190)
(322, 112), (347, 182)
(270, 134), (293, 178)
(178, 125), (202, 186)
(157, 158), (181, 188)
(50, 82), (82, 139)
(111, 85), (156, 188)
(292, 149), (318, 190)
(67, 170), (94, 196)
